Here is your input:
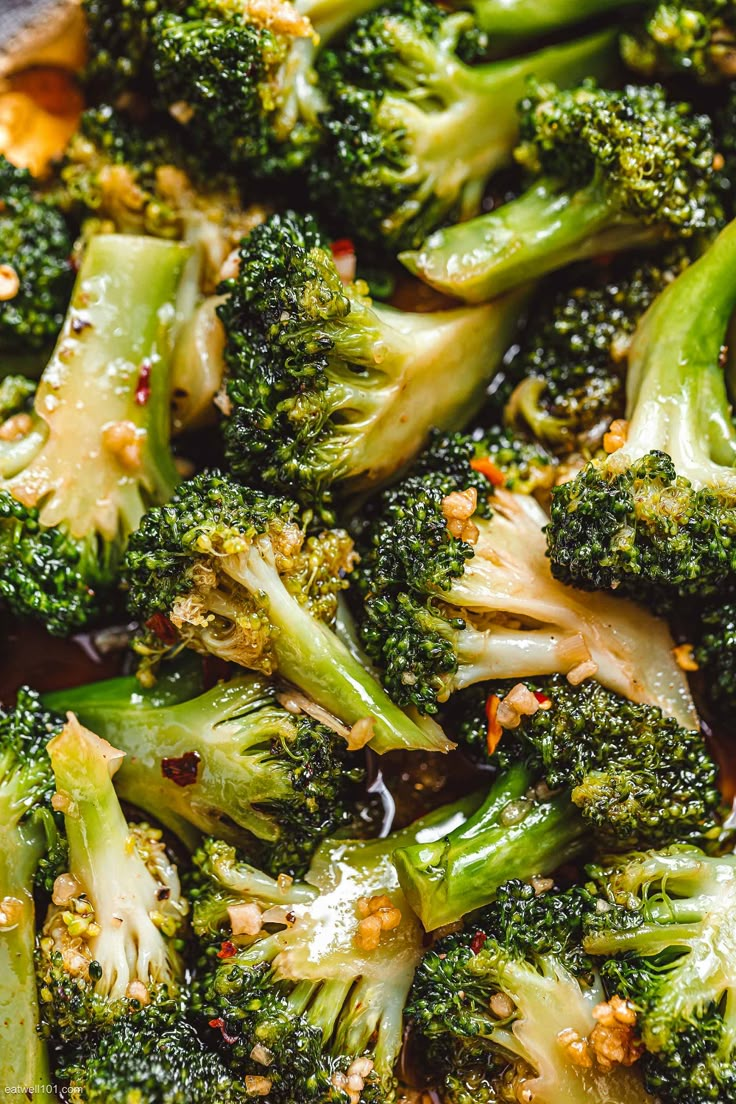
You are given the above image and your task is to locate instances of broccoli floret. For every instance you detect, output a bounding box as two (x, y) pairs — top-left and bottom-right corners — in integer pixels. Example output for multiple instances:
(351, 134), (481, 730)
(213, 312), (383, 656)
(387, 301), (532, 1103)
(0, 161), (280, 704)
(584, 846), (736, 1103)
(401, 82), (722, 301)
(621, 1), (736, 83)
(506, 249), (691, 454)
(0, 233), (189, 636)
(454, 675), (721, 849)
(0, 689), (62, 1097)
(356, 432), (697, 726)
(37, 715), (187, 1044)
(414, 426), (555, 496)
(546, 214), (736, 609)
(59, 1013), (249, 1103)
(457, 0), (639, 36)
(692, 602), (736, 716)
(0, 156), (74, 359)
(407, 881), (649, 1104)
(192, 800), (478, 1102)
(218, 211), (529, 519)
(124, 469), (452, 756)
(0, 374), (36, 421)
(310, 1), (616, 250)
(82, 0), (170, 94)
(393, 670), (718, 930)
(47, 669), (367, 877)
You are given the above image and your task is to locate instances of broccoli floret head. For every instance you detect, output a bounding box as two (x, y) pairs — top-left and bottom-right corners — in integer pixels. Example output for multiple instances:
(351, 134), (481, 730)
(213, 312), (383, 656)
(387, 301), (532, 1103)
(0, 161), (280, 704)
(408, 880), (647, 1104)
(356, 432), (697, 727)
(0, 155), (74, 357)
(218, 211), (527, 518)
(401, 81), (723, 301)
(585, 846), (736, 1103)
(413, 426), (555, 496)
(37, 715), (187, 1044)
(546, 217), (736, 609)
(621, 1), (736, 83)
(506, 249), (691, 454)
(0, 374), (35, 421)
(0, 233), (188, 636)
(454, 675), (721, 848)
(81, 0), (170, 94)
(0, 689), (64, 1095)
(48, 669), (368, 877)
(311, 2), (616, 249)
(59, 1012), (249, 1103)
(692, 601), (736, 716)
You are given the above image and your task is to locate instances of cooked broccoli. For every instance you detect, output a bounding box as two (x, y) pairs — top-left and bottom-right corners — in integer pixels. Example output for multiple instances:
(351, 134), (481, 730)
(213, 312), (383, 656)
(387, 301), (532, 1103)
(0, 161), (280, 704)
(218, 210), (529, 519)
(393, 669), (718, 930)
(546, 213), (736, 609)
(82, 0), (169, 94)
(401, 82), (722, 301)
(192, 799), (478, 1102)
(124, 470), (453, 755)
(59, 1013), (249, 1103)
(0, 374), (36, 421)
(356, 431), (697, 727)
(505, 249), (691, 454)
(621, 1), (736, 83)
(37, 714), (187, 1044)
(416, 426), (555, 497)
(0, 690), (62, 1097)
(0, 155), (74, 360)
(46, 668), (367, 877)
(0, 233), (189, 636)
(407, 881), (650, 1104)
(691, 602), (736, 716)
(310, 1), (616, 250)
(584, 846), (736, 1103)
(455, 0), (638, 36)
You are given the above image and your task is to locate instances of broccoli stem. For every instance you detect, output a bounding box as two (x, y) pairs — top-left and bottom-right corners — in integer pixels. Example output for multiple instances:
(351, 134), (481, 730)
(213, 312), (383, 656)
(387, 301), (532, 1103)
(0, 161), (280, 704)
(466, 0), (637, 35)
(401, 176), (656, 303)
(621, 215), (736, 482)
(3, 234), (189, 542)
(226, 549), (453, 754)
(0, 820), (52, 1095)
(393, 764), (585, 929)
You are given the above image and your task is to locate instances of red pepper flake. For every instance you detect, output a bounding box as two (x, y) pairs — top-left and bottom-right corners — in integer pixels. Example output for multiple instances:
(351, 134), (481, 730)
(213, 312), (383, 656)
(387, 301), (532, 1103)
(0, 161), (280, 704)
(217, 940), (237, 959)
(330, 237), (355, 257)
(145, 612), (178, 645)
(208, 1017), (238, 1045)
(533, 691), (550, 705)
(470, 456), (505, 487)
(485, 694), (503, 755)
(470, 931), (487, 955)
(161, 750), (201, 787)
(202, 654), (232, 690)
(135, 360), (152, 406)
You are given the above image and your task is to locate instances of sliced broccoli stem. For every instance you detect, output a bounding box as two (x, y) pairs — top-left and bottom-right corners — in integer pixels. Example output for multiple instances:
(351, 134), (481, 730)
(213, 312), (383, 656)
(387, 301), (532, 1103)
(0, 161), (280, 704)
(465, 0), (637, 35)
(0, 821), (52, 1094)
(393, 763), (585, 929)
(224, 548), (452, 754)
(401, 176), (657, 303)
(3, 234), (189, 543)
(621, 216), (736, 483)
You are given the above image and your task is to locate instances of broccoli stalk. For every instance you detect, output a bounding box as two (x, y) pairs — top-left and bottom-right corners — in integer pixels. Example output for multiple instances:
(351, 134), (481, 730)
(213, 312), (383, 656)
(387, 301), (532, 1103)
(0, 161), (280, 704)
(219, 211), (530, 518)
(546, 213), (736, 606)
(192, 799), (479, 1101)
(0, 690), (61, 1097)
(357, 434), (697, 727)
(621, 1), (736, 84)
(38, 714), (187, 1043)
(0, 233), (190, 636)
(125, 470), (453, 755)
(460, 0), (638, 36)
(311, 2), (616, 249)
(585, 847), (736, 1103)
(408, 881), (650, 1104)
(46, 669), (367, 876)
(401, 82), (722, 301)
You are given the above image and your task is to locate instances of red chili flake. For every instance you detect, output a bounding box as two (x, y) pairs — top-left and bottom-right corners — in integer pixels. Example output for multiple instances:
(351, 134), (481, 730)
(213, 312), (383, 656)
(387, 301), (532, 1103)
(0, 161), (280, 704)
(202, 654), (232, 690)
(135, 360), (152, 406)
(145, 612), (177, 645)
(330, 237), (355, 257)
(161, 750), (201, 787)
(485, 694), (503, 755)
(533, 691), (550, 705)
(470, 931), (487, 955)
(217, 941), (237, 959)
(208, 1018), (238, 1045)
(470, 456), (505, 487)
